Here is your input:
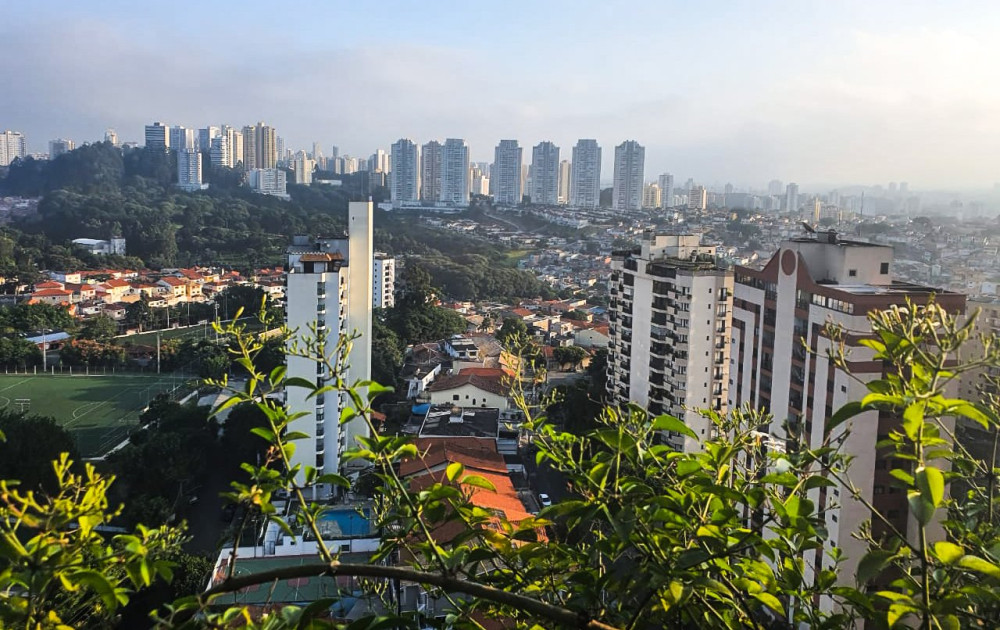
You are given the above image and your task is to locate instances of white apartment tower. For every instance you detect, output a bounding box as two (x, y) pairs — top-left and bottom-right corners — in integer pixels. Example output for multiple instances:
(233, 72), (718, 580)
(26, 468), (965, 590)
(198, 126), (221, 152)
(210, 135), (230, 168)
(530, 141), (560, 205)
(373, 253), (396, 309)
(570, 139), (601, 208)
(292, 152), (315, 185)
(144, 122), (169, 151)
(658, 173), (674, 209)
(730, 231), (965, 613)
(49, 139), (75, 159)
(557, 159), (571, 204)
(642, 183), (661, 209)
(0, 131), (27, 166)
(170, 126), (195, 151)
(492, 140), (523, 206)
(390, 138), (420, 207)
(441, 138), (470, 206)
(421, 140), (442, 202)
(248, 168), (288, 199)
(607, 233), (733, 452)
(104, 129), (120, 147)
(612, 140), (645, 211)
(176, 149), (205, 191)
(285, 201), (374, 485)
(688, 185), (707, 210)
(785, 182), (800, 213)
(222, 126), (243, 168)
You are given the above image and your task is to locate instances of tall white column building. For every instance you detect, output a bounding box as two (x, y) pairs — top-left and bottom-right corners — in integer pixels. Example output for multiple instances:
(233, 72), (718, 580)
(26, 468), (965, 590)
(390, 138), (420, 207)
(170, 126), (195, 151)
(570, 139), (601, 208)
(441, 138), (470, 206)
(658, 173), (674, 209)
(785, 182), (799, 213)
(292, 152), (315, 185)
(557, 159), (571, 204)
(177, 149), (205, 191)
(607, 233), (733, 452)
(144, 122), (169, 151)
(198, 126), (221, 152)
(285, 201), (374, 486)
(421, 140), (442, 202)
(49, 139), (75, 159)
(530, 141), (560, 205)
(612, 140), (645, 211)
(210, 135), (231, 168)
(0, 131), (27, 166)
(491, 140), (523, 206)
(373, 253), (396, 309)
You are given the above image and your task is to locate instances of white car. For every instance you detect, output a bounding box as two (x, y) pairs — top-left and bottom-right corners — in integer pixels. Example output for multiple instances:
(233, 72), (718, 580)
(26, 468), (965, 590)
(538, 493), (552, 507)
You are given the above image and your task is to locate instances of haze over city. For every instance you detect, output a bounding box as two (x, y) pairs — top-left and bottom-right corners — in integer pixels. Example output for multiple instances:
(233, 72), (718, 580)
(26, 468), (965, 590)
(3, 0), (1000, 190)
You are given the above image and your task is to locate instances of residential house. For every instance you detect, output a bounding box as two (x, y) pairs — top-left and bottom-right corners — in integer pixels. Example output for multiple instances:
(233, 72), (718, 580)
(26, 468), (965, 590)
(425, 368), (510, 411)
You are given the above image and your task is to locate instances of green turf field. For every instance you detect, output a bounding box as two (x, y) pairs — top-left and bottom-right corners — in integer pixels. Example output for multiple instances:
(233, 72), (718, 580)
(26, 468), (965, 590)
(0, 374), (194, 458)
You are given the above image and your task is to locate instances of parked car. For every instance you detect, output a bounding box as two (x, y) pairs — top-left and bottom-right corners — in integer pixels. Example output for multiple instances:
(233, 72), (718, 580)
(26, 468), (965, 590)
(538, 492), (552, 507)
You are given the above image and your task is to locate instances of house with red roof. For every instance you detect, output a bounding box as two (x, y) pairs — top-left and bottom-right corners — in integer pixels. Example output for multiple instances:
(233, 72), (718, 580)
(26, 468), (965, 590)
(425, 368), (510, 410)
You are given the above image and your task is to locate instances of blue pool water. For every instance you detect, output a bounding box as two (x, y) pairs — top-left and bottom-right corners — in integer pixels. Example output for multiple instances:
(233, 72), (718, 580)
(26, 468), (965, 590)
(317, 508), (371, 538)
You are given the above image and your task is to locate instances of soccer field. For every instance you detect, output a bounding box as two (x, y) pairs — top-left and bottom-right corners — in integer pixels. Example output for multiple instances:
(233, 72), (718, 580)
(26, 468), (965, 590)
(0, 374), (193, 458)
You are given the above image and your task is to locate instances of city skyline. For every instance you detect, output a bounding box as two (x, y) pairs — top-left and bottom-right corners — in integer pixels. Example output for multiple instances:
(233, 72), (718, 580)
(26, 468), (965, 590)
(2, 2), (1000, 189)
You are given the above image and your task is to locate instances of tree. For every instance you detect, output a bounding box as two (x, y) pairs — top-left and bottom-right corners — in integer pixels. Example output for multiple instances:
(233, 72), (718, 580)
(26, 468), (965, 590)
(125, 297), (153, 332)
(0, 410), (79, 493)
(563, 309), (589, 321)
(77, 314), (119, 341)
(0, 336), (42, 367)
(59, 338), (126, 366)
(552, 345), (587, 370)
(495, 316), (528, 345)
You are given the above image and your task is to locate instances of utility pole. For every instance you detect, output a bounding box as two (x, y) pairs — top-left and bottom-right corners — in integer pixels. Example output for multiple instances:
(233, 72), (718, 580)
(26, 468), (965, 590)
(41, 329), (46, 371)
(156, 330), (161, 374)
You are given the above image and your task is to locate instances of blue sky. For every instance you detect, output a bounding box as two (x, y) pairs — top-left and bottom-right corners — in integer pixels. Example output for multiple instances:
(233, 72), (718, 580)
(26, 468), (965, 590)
(3, 1), (999, 189)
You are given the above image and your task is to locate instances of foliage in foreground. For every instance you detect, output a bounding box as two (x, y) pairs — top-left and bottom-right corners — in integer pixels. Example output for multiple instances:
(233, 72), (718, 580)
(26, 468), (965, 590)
(2, 302), (1000, 628)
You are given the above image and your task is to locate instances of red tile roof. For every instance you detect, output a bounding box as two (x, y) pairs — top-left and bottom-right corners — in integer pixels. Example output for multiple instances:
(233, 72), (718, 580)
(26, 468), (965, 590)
(32, 288), (72, 297)
(426, 372), (508, 396)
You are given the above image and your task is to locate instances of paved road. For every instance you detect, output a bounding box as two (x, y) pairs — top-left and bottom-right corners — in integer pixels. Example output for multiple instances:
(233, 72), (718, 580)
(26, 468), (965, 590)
(523, 444), (570, 504)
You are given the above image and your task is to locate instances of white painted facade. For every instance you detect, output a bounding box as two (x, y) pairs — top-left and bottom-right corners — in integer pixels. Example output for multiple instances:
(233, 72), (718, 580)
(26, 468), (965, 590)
(441, 138), (469, 206)
(570, 139), (601, 209)
(428, 382), (508, 411)
(608, 233), (733, 451)
(372, 253), (395, 309)
(612, 140), (645, 211)
(390, 138), (420, 207)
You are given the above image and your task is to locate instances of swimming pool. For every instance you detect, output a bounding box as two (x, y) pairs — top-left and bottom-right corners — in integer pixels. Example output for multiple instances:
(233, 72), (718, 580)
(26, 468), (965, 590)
(316, 508), (371, 538)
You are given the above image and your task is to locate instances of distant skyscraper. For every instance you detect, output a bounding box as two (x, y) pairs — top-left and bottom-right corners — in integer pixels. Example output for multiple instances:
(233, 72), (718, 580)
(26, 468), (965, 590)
(144, 122), (169, 150)
(785, 182), (800, 213)
(104, 129), (119, 147)
(330, 145), (339, 160)
(248, 168), (288, 199)
(570, 139), (601, 208)
(222, 126), (243, 168)
(276, 135), (286, 167)
(688, 185), (707, 210)
(642, 183), (661, 209)
(170, 126), (195, 151)
(176, 149), (204, 191)
(530, 141), (559, 205)
(48, 139), (74, 159)
(441, 138), (470, 206)
(369, 149), (389, 174)
(612, 140), (645, 211)
(242, 125), (257, 169)
(768, 179), (783, 196)
(420, 141), (442, 202)
(899, 181), (909, 195)
(210, 135), (230, 167)
(492, 140), (523, 205)
(311, 142), (324, 162)
(254, 122), (277, 169)
(390, 138), (420, 207)
(0, 131), (27, 166)
(658, 173), (674, 209)
(198, 126), (220, 152)
(292, 151), (315, 185)
(557, 160), (571, 205)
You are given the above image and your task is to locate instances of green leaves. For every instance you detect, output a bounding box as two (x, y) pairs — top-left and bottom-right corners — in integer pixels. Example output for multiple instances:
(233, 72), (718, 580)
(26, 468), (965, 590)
(909, 466), (945, 525)
(651, 414), (697, 440)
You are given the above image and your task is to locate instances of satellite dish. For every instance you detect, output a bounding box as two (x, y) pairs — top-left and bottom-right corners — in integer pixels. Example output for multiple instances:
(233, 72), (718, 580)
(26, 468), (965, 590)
(800, 221), (816, 234)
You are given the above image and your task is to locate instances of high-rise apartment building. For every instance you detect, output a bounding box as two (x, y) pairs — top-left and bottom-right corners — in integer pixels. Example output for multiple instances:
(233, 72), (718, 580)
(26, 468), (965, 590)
(48, 139), (75, 159)
(104, 129), (119, 147)
(390, 138), (420, 207)
(785, 182), (799, 213)
(530, 141), (560, 205)
(658, 173), (674, 209)
(492, 140), (523, 206)
(0, 131), (26, 166)
(210, 135), (230, 168)
(612, 140), (645, 211)
(688, 185), (707, 210)
(292, 152), (315, 185)
(729, 231), (965, 612)
(557, 160), (571, 204)
(642, 183), (661, 209)
(198, 126), (221, 152)
(369, 149), (389, 174)
(373, 253), (396, 309)
(768, 179), (784, 196)
(248, 168), (288, 199)
(441, 138), (470, 206)
(242, 125), (257, 169)
(144, 122), (169, 151)
(284, 201), (373, 485)
(607, 233), (733, 451)
(420, 140), (442, 202)
(256, 123), (277, 169)
(570, 139), (601, 208)
(176, 149), (205, 191)
(170, 126), (195, 151)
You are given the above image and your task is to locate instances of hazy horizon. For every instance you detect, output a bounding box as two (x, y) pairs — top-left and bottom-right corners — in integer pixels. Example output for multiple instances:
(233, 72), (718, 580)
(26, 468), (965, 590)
(3, 0), (1000, 190)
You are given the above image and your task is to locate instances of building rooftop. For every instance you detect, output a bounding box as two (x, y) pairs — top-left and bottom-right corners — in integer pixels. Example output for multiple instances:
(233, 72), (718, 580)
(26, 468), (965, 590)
(418, 405), (500, 438)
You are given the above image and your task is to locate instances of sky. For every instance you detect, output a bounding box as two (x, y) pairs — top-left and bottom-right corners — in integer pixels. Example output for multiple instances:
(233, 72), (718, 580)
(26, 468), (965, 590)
(2, 0), (1000, 191)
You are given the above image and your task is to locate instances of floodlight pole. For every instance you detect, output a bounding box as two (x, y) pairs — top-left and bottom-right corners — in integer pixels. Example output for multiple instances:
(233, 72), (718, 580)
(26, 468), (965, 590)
(157, 330), (161, 374)
(42, 329), (46, 371)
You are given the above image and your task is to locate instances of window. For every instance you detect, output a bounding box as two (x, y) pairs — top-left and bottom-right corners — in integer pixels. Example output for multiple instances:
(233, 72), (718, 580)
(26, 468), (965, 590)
(453, 394), (460, 401)
(848, 269), (857, 277)
(880, 262), (889, 274)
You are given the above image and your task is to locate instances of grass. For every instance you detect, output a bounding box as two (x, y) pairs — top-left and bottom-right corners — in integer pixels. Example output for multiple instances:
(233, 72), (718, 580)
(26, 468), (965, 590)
(0, 373), (194, 458)
(121, 316), (269, 346)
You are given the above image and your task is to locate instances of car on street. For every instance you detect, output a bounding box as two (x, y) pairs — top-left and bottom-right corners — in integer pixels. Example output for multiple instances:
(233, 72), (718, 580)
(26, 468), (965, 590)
(538, 492), (552, 507)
